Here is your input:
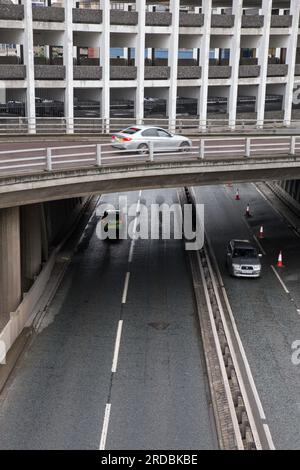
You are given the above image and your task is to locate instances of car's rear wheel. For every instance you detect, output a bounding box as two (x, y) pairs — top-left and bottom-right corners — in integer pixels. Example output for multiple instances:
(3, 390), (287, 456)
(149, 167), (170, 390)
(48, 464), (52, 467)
(137, 143), (149, 155)
(179, 141), (190, 153)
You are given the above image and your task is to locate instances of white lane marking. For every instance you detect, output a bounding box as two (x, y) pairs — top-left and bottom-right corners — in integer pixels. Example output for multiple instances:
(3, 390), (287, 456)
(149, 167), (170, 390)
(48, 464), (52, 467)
(292, 228), (300, 240)
(263, 423), (276, 450)
(253, 235), (267, 256)
(128, 191), (142, 264)
(99, 403), (111, 450)
(128, 241), (135, 264)
(271, 265), (289, 294)
(252, 183), (269, 203)
(204, 232), (269, 424)
(122, 272), (131, 304)
(111, 320), (123, 373)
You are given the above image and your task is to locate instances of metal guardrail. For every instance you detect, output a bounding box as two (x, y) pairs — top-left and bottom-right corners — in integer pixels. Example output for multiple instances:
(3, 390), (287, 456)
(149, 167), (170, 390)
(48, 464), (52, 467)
(0, 117), (299, 135)
(0, 135), (299, 178)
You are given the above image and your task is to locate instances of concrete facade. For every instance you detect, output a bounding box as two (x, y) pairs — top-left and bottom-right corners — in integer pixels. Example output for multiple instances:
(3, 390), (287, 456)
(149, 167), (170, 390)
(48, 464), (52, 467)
(0, 1), (299, 131)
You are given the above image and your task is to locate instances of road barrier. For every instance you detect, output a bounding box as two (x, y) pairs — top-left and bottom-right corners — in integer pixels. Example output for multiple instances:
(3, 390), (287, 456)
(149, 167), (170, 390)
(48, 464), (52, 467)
(0, 117), (300, 136)
(0, 135), (299, 178)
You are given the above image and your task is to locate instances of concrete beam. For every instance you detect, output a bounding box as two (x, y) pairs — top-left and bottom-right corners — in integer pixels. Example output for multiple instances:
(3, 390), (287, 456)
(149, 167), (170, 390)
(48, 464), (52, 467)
(0, 207), (21, 327)
(1, 157), (300, 209)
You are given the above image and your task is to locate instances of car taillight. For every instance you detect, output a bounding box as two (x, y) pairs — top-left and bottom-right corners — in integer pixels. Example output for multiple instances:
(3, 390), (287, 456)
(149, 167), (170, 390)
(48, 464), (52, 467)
(112, 135), (116, 139)
(122, 137), (132, 142)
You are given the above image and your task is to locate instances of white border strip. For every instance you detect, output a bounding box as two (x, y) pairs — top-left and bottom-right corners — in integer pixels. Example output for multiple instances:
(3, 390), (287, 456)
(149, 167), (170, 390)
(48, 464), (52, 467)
(271, 265), (289, 294)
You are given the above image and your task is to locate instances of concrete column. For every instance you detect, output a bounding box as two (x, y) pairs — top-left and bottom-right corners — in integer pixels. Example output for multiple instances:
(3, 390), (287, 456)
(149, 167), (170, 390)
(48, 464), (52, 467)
(228, 0), (243, 130)
(168, 0), (180, 132)
(40, 203), (49, 262)
(101, 0), (110, 132)
(256, 0), (272, 127)
(64, 0), (74, 134)
(283, 0), (300, 126)
(20, 204), (42, 293)
(199, 0), (212, 131)
(0, 208), (21, 325)
(136, 0), (146, 124)
(23, 0), (36, 134)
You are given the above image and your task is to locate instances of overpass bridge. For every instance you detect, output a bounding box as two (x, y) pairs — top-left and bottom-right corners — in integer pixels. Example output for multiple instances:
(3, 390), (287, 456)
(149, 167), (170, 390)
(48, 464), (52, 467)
(1, 134), (300, 368)
(1, 135), (300, 208)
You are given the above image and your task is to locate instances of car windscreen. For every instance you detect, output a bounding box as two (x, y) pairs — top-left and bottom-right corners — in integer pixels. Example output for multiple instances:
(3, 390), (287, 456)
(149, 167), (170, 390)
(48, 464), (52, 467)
(233, 248), (257, 259)
(122, 128), (141, 135)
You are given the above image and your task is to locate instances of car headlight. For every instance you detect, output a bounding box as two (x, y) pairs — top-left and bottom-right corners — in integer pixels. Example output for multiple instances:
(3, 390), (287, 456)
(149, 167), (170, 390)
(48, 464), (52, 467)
(232, 264), (241, 270)
(253, 265), (261, 270)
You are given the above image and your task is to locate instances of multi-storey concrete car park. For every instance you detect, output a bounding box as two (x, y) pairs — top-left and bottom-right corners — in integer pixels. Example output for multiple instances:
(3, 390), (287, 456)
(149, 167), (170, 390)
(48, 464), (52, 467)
(0, 0), (300, 133)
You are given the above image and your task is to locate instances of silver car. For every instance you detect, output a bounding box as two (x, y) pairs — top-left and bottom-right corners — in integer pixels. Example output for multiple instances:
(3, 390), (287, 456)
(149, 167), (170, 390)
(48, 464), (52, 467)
(111, 125), (192, 154)
(226, 239), (262, 278)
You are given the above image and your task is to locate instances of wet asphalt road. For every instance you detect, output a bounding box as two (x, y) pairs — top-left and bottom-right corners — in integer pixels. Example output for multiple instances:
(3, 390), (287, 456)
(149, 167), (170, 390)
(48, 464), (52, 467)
(0, 188), (217, 450)
(193, 183), (300, 450)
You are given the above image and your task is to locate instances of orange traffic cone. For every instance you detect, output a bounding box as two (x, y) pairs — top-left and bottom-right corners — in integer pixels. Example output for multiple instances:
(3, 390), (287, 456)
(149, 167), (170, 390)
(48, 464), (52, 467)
(235, 189), (240, 200)
(245, 204), (251, 217)
(259, 226), (264, 239)
(277, 251), (283, 268)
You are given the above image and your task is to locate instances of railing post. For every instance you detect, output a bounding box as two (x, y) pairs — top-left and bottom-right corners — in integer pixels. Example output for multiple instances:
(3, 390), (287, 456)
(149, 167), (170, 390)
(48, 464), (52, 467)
(290, 135), (296, 156)
(245, 137), (251, 157)
(199, 139), (205, 159)
(46, 147), (52, 171)
(105, 118), (110, 134)
(96, 144), (102, 166)
(148, 141), (154, 162)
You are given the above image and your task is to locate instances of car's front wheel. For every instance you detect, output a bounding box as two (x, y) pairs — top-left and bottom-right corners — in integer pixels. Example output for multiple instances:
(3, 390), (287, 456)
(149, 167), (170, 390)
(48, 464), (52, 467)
(179, 141), (191, 153)
(137, 143), (149, 156)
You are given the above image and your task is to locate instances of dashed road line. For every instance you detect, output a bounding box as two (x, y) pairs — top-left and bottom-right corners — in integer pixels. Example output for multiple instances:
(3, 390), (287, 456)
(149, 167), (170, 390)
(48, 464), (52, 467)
(99, 403), (111, 450)
(122, 272), (131, 305)
(270, 265), (289, 294)
(253, 234), (266, 256)
(111, 320), (124, 374)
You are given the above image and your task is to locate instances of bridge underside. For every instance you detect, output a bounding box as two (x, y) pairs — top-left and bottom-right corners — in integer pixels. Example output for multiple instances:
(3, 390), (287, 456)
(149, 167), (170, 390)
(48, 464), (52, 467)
(0, 157), (300, 209)
(0, 197), (87, 330)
